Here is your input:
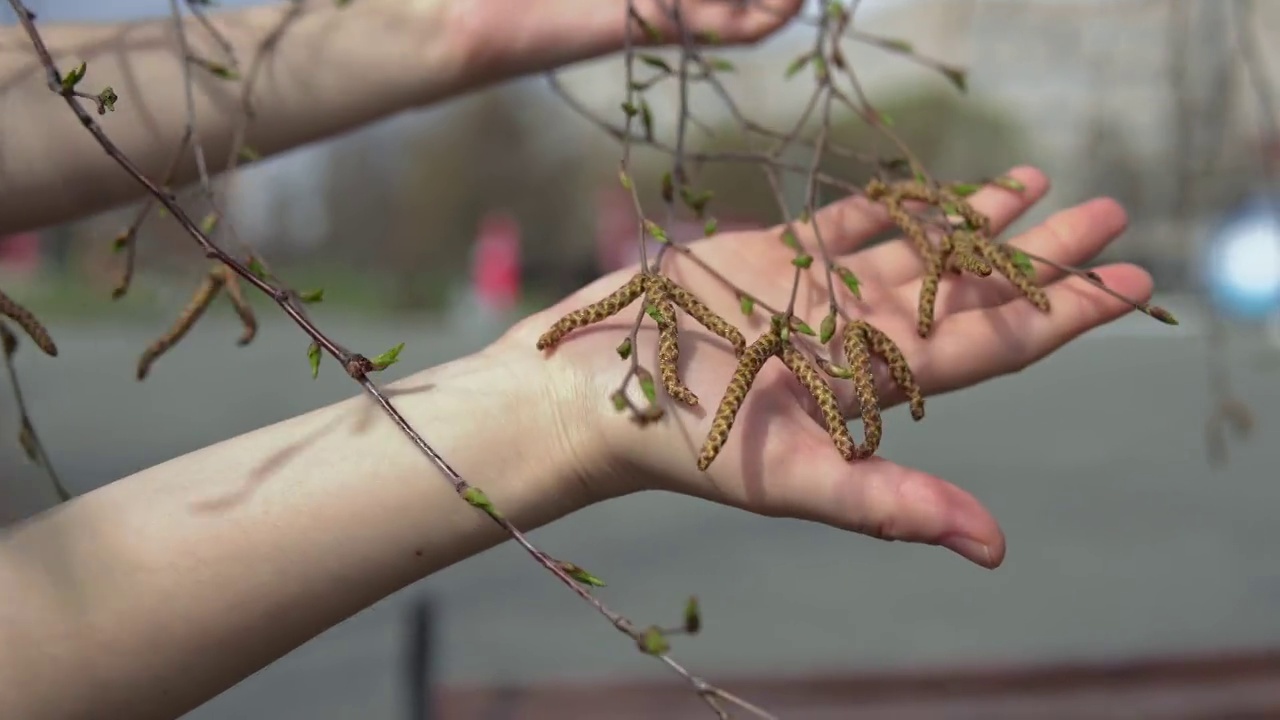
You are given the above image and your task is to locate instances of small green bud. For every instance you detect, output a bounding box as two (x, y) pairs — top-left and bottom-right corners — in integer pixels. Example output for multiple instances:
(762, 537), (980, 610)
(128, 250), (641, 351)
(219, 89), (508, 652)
(949, 183), (981, 197)
(780, 230), (801, 250)
(200, 212), (219, 235)
(792, 254), (814, 269)
(298, 289), (325, 304)
(616, 337), (633, 360)
(836, 266), (862, 299)
(739, 295), (755, 316)
(60, 61), (87, 91)
(462, 487), (501, 519)
(370, 342), (405, 370)
(644, 219), (670, 243)
(705, 57), (735, 73)
(97, 86), (118, 113)
(784, 53), (812, 78)
(558, 561), (606, 588)
(820, 312), (837, 344)
(660, 172), (674, 203)
(611, 390), (629, 412)
(638, 626), (670, 655)
(790, 318), (816, 336)
(684, 596), (701, 634)
(619, 169), (633, 190)
(307, 341), (321, 379)
(636, 368), (658, 403)
(994, 175), (1026, 192)
(246, 257), (269, 280)
(704, 218), (718, 236)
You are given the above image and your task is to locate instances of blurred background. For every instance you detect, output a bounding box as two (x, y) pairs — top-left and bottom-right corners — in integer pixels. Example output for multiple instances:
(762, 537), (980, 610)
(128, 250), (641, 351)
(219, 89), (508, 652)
(3, 0), (1280, 717)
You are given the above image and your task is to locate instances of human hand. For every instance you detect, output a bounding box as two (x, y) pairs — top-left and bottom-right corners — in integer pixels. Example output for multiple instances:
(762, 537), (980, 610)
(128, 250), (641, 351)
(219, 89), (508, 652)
(453, 0), (804, 85)
(498, 166), (1153, 569)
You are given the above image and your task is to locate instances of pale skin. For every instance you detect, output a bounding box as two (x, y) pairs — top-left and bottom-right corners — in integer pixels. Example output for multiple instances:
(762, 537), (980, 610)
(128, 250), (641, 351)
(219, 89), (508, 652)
(0, 2), (1155, 719)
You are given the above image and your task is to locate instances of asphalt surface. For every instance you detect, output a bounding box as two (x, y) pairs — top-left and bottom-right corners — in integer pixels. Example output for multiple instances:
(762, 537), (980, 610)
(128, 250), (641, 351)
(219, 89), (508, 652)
(3, 294), (1280, 719)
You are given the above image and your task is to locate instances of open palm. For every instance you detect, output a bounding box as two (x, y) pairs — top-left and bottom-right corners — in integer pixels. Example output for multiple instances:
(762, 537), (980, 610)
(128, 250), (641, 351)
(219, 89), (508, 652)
(507, 167), (1154, 568)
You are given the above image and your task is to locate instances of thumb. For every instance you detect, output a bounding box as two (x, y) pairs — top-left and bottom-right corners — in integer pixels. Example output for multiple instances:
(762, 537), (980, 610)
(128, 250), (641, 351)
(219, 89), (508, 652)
(750, 425), (1007, 568)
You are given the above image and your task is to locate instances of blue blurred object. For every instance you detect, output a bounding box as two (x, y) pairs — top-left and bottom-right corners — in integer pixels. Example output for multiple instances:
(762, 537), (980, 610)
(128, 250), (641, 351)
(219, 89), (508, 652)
(1202, 194), (1280, 321)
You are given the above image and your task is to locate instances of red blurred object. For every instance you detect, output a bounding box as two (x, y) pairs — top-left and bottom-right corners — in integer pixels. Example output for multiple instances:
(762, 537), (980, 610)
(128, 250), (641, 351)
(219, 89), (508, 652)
(594, 187), (763, 273)
(470, 211), (522, 313)
(0, 231), (41, 274)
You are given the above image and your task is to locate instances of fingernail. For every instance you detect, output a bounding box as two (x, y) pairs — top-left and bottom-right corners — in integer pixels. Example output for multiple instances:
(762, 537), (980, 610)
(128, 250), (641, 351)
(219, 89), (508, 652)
(941, 535), (994, 568)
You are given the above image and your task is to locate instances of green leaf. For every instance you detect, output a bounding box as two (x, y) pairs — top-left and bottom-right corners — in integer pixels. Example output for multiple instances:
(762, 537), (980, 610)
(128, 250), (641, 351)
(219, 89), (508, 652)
(636, 17), (663, 43)
(620, 101), (638, 117)
(644, 303), (666, 324)
(639, 101), (654, 140)
(1145, 304), (1179, 326)
(611, 390), (629, 412)
(784, 53), (812, 79)
(616, 337), (633, 360)
(370, 342), (405, 370)
(639, 54), (672, 73)
(994, 175), (1026, 192)
(97, 86), (118, 112)
(739, 295), (755, 316)
(638, 626), (670, 655)
(1009, 249), (1034, 276)
(462, 487), (500, 518)
(780, 229), (800, 250)
(246, 257), (269, 280)
(703, 217), (718, 236)
(206, 63), (240, 81)
(558, 561), (607, 588)
(941, 66), (968, 93)
(812, 56), (829, 81)
(619, 168), (633, 190)
(820, 312), (837, 344)
(60, 61), (86, 91)
(881, 38), (913, 53)
(200, 212), (219, 235)
(949, 182), (981, 197)
(306, 341), (321, 379)
(644, 220), (669, 243)
(705, 57), (735, 73)
(684, 596), (701, 634)
(791, 254), (814, 269)
(298, 288), (325, 304)
(637, 368), (658, 403)
(111, 232), (130, 253)
(237, 145), (260, 163)
(836, 266), (862, 299)
(790, 319), (816, 337)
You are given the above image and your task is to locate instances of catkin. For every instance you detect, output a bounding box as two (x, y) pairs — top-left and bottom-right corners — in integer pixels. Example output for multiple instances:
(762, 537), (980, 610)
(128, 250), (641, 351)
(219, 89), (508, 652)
(652, 288), (699, 407)
(861, 321), (925, 421)
(781, 344), (855, 460)
(138, 269), (226, 380)
(661, 278), (746, 357)
(0, 287), (57, 357)
(220, 269), (258, 346)
(698, 329), (780, 471)
(536, 273), (646, 350)
(841, 322), (884, 458)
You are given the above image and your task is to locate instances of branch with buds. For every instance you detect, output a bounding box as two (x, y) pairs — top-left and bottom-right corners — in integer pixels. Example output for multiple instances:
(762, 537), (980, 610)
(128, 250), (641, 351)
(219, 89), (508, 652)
(2, 1), (1177, 718)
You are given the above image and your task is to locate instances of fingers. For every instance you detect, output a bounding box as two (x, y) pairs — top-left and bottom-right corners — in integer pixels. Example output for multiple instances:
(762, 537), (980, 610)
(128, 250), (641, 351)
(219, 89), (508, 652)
(848, 166), (1052, 286)
(927, 197), (1130, 318)
(740, 418), (1005, 568)
(910, 263), (1155, 397)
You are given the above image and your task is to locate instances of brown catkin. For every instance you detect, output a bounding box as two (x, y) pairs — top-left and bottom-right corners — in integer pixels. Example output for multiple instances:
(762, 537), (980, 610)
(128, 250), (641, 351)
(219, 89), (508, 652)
(661, 279), (746, 357)
(137, 270), (226, 380)
(0, 286), (57, 357)
(653, 291), (699, 407)
(943, 192), (991, 233)
(220, 269), (258, 346)
(916, 250), (944, 338)
(781, 345), (855, 461)
(536, 273), (646, 350)
(841, 322), (884, 458)
(977, 240), (1050, 311)
(861, 322), (925, 421)
(697, 330), (780, 471)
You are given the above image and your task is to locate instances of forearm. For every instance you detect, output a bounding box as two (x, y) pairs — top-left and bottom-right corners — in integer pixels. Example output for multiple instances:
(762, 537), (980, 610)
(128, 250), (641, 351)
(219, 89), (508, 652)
(0, 0), (657, 236)
(0, 0), (464, 235)
(0, 347), (594, 720)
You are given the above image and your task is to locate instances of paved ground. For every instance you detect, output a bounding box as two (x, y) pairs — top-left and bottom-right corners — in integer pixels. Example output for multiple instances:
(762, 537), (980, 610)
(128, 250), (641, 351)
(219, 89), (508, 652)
(3, 294), (1280, 719)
